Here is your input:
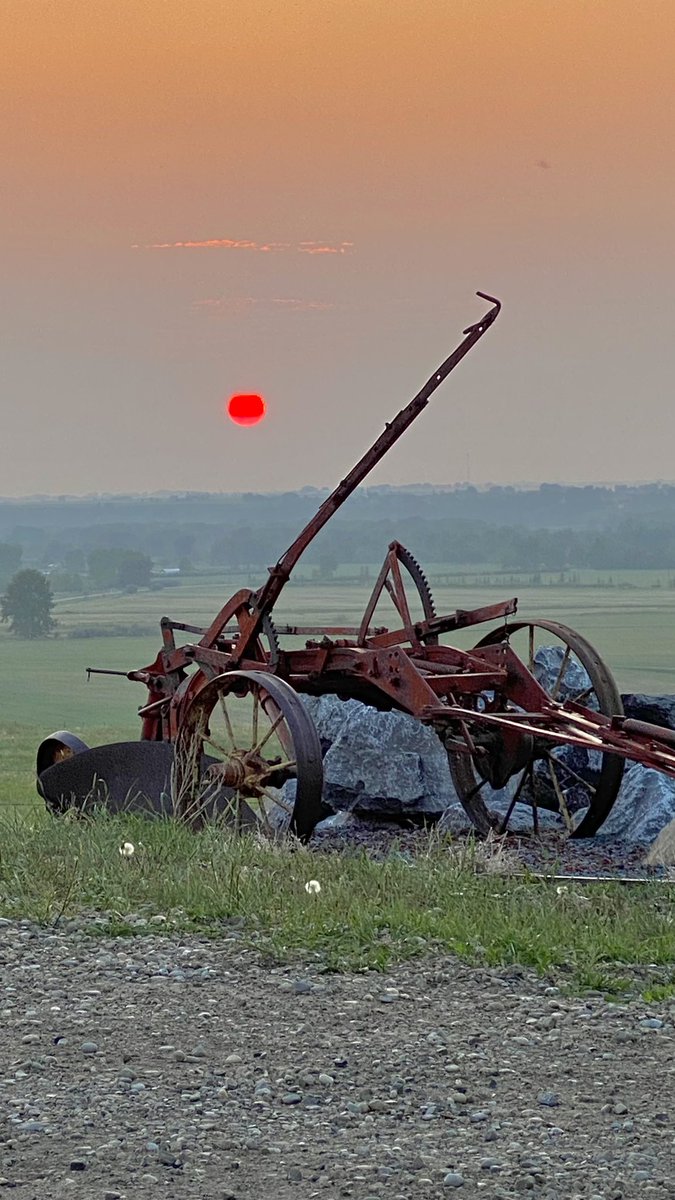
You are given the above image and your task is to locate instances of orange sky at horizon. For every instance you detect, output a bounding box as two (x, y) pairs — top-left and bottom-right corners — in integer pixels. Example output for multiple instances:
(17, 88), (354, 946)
(2, 0), (675, 495)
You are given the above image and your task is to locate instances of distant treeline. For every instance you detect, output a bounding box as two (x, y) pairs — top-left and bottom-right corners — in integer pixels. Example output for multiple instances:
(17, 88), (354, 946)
(3, 484), (675, 581)
(4, 481), (675, 534)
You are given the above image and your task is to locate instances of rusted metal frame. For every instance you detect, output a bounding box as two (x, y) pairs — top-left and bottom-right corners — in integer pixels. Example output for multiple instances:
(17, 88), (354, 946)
(615, 716), (675, 748)
(416, 641), (507, 666)
(277, 624), (388, 638)
(391, 582), (420, 644)
(192, 588), (258, 654)
(406, 642), (509, 677)
(139, 613), (539, 745)
(361, 624), (413, 651)
(435, 639), (539, 698)
(161, 617), (240, 643)
(467, 642), (558, 711)
(356, 647), (442, 710)
(455, 717), (481, 759)
(149, 591), (259, 677)
(165, 643), (281, 739)
(226, 294), (501, 664)
(151, 594), (272, 739)
(163, 616), (392, 641)
(568, 708), (675, 766)
(165, 641), (442, 714)
(408, 657), (462, 675)
(386, 550), (421, 649)
(422, 672), (508, 696)
(136, 680), (173, 741)
(263, 645), (363, 678)
(280, 641), (506, 686)
(357, 546), (400, 645)
(382, 575), (399, 606)
(180, 644), (275, 676)
(365, 599), (518, 650)
(420, 703), (675, 777)
(356, 539), (433, 647)
(572, 716), (675, 772)
(283, 644), (441, 711)
(424, 597), (518, 635)
(420, 706), (606, 743)
(105, 652), (181, 740)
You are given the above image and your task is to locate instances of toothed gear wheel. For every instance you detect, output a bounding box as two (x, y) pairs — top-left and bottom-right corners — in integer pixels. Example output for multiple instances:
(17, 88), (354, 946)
(396, 545), (438, 645)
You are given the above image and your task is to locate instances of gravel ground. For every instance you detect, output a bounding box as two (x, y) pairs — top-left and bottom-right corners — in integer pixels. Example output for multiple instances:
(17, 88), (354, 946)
(2, 919), (674, 1200)
(309, 818), (672, 881)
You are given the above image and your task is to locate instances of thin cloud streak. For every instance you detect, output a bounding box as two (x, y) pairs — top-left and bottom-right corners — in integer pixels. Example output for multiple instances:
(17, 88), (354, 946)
(192, 296), (337, 315)
(133, 238), (354, 254)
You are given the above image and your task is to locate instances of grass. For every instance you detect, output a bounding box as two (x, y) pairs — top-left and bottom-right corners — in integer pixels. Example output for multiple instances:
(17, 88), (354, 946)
(0, 811), (673, 996)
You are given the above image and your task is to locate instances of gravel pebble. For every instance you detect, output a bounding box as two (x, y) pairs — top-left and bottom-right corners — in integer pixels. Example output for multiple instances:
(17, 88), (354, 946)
(0, 919), (673, 1199)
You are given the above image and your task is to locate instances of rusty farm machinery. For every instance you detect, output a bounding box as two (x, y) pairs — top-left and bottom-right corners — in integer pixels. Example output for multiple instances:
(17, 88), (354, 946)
(36, 293), (675, 840)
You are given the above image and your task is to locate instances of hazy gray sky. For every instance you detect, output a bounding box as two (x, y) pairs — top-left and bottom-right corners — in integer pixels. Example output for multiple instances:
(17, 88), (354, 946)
(3, 0), (675, 497)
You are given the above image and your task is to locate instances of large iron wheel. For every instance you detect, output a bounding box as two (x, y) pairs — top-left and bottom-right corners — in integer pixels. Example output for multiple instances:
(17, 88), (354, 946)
(447, 620), (624, 838)
(174, 670), (325, 840)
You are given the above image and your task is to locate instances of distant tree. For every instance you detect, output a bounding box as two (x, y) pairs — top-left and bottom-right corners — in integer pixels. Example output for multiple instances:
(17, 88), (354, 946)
(116, 551), (152, 588)
(49, 570), (85, 594)
(87, 547), (124, 589)
(87, 547), (152, 589)
(40, 541), (69, 569)
(1, 569), (55, 638)
(174, 532), (196, 559)
(0, 543), (22, 587)
(317, 549), (339, 580)
(63, 547), (86, 573)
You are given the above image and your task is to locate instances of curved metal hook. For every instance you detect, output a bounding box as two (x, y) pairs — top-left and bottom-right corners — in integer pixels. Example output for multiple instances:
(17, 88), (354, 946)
(463, 291), (502, 335)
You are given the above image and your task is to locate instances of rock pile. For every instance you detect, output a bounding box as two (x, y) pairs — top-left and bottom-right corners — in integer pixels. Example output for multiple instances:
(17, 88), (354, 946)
(304, 691), (675, 851)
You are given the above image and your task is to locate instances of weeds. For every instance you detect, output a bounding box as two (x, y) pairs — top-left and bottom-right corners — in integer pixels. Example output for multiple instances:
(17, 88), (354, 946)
(0, 811), (674, 993)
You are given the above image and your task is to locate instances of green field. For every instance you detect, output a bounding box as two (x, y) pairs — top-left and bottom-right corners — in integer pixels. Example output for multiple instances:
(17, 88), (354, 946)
(4, 568), (675, 811)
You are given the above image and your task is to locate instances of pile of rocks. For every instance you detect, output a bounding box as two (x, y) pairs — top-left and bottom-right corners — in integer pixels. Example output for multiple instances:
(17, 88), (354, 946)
(303, 691), (675, 855)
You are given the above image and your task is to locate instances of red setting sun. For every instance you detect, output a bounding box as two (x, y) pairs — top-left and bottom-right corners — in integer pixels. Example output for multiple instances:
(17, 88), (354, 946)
(227, 394), (266, 426)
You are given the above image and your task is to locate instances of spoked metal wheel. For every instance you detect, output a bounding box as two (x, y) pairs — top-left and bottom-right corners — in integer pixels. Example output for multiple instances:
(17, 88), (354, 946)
(174, 670), (324, 840)
(448, 620), (624, 838)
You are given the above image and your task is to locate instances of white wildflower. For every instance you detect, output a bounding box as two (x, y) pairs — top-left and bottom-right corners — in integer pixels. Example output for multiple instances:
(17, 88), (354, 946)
(119, 842), (135, 859)
(304, 879), (321, 895)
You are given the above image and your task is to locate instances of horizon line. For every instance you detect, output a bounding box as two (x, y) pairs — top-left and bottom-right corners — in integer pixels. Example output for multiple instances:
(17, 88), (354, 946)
(4, 478), (675, 503)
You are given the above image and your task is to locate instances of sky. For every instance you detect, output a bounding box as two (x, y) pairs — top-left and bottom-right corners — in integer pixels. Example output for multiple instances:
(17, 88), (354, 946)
(2, 0), (675, 497)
